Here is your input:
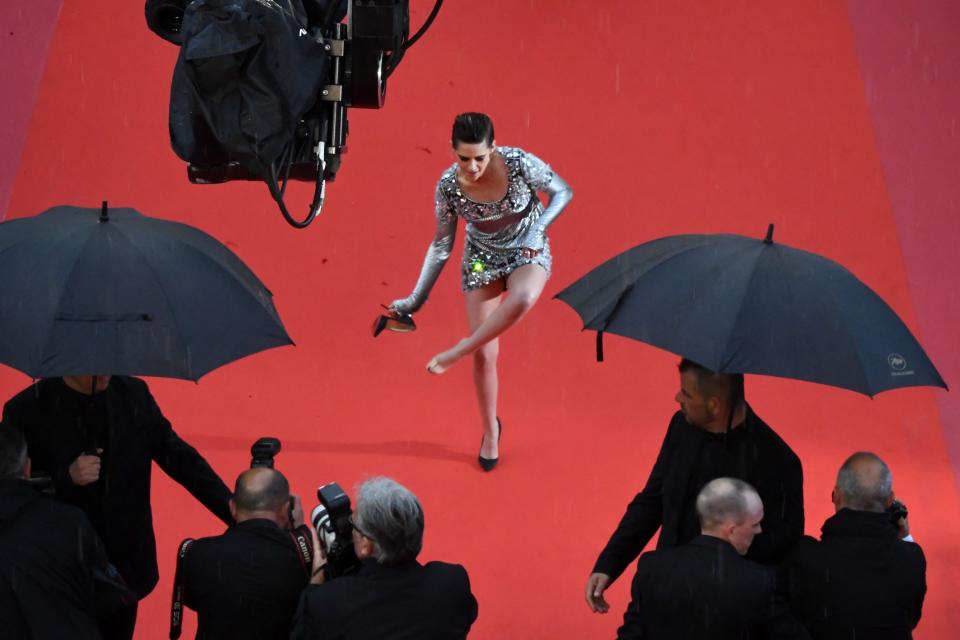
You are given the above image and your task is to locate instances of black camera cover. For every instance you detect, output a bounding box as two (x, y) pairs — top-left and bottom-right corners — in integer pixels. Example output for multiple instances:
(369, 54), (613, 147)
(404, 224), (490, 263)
(170, 0), (331, 170)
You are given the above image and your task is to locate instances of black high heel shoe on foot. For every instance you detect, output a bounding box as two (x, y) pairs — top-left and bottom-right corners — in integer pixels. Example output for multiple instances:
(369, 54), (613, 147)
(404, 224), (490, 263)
(478, 418), (502, 472)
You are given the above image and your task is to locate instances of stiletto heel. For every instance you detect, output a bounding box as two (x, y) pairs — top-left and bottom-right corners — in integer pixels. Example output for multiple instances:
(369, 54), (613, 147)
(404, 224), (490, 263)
(478, 418), (502, 472)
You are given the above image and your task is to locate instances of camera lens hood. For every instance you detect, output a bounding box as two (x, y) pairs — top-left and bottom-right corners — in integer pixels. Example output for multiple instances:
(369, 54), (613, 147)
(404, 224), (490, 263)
(145, 0), (190, 46)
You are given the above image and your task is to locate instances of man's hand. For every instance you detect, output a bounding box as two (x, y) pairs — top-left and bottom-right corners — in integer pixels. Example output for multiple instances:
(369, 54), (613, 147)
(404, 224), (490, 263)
(585, 572), (612, 613)
(309, 527), (327, 585)
(68, 449), (103, 486)
(289, 495), (304, 529)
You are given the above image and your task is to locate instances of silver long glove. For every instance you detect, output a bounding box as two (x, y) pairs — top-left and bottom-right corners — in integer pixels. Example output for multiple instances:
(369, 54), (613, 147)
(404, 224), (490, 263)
(524, 171), (573, 251)
(390, 202), (457, 315)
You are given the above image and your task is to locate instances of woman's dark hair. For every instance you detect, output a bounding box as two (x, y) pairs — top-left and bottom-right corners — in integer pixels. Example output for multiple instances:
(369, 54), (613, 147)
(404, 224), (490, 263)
(451, 112), (494, 147)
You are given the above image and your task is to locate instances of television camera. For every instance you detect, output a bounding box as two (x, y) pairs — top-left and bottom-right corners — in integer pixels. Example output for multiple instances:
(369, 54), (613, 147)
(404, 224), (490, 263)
(146, 0), (443, 228)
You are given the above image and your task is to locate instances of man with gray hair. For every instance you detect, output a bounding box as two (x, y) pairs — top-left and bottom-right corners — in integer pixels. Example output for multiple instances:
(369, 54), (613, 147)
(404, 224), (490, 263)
(292, 476), (477, 639)
(787, 452), (926, 639)
(618, 477), (809, 639)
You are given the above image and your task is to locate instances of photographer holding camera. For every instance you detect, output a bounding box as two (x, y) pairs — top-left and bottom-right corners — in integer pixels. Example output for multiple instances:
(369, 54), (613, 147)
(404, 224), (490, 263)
(292, 476), (478, 639)
(178, 464), (312, 639)
(786, 452), (926, 639)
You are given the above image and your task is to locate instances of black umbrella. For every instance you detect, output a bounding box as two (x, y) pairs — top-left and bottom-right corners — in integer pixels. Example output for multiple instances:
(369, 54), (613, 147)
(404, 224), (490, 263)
(0, 203), (293, 380)
(555, 225), (947, 396)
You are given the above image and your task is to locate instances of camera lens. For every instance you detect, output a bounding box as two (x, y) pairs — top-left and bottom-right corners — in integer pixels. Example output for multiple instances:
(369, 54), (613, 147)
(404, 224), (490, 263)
(145, 0), (190, 45)
(311, 504), (329, 531)
(311, 504), (339, 553)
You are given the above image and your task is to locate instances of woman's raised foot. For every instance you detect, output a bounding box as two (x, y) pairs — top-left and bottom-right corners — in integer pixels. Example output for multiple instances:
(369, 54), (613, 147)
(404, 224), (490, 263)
(426, 341), (468, 375)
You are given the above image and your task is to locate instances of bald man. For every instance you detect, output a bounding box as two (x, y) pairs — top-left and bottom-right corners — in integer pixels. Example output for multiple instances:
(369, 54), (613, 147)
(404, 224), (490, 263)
(181, 467), (311, 640)
(787, 452), (926, 639)
(618, 478), (809, 640)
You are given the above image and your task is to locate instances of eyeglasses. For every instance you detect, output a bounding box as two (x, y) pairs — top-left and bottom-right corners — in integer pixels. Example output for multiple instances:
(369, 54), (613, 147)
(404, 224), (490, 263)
(349, 515), (375, 541)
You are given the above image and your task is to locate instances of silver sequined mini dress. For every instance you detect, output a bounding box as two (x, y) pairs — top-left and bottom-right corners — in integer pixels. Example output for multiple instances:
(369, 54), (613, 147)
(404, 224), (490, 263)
(438, 146), (555, 291)
(392, 146), (572, 314)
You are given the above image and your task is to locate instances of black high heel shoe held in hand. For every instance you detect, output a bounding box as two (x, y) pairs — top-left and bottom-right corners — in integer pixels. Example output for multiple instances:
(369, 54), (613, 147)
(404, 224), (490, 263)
(479, 418), (502, 472)
(372, 304), (416, 337)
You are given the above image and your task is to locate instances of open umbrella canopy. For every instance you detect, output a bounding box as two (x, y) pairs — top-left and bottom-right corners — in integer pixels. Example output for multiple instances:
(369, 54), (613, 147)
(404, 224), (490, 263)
(0, 203), (293, 380)
(555, 226), (947, 396)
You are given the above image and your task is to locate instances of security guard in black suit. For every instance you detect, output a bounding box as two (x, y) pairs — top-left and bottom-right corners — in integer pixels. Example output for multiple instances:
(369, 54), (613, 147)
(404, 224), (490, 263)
(2, 375), (233, 639)
(618, 478), (809, 640)
(586, 360), (804, 615)
(0, 427), (132, 640)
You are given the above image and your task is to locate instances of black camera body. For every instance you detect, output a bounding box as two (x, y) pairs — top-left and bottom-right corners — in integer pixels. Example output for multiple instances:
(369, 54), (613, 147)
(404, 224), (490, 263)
(311, 482), (361, 579)
(888, 499), (908, 524)
(250, 437), (282, 468)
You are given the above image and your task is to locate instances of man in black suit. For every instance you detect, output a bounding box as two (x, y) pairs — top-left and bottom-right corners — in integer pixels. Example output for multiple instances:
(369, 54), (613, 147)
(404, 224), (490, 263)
(586, 359), (804, 614)
(292, 476), (478, 639)
(0, 427), (123, 639)
(618, 477), (809, 639)
(787, 452), (926, 639)
(181, 466), (311, 639)
(2, 375), (233, 639)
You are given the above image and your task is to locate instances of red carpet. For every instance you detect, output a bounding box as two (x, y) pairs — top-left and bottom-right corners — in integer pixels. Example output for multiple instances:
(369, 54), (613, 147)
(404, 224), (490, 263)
(2, 1), (958, 638)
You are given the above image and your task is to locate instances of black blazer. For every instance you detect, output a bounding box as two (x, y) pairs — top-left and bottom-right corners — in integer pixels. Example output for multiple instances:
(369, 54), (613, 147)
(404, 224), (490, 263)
(618, 535), (809, 640)
(0, 478), (107, 640)
(2, 377), (232, 597)
(786, 509), (927, 639)
(290, 558), (478, 640)
(182, 518), (310, 639)
(594, 407), (804, 582)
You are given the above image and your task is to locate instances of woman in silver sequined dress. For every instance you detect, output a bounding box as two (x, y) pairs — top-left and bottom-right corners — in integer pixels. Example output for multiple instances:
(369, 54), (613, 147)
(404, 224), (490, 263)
(389, 113), (573, 470)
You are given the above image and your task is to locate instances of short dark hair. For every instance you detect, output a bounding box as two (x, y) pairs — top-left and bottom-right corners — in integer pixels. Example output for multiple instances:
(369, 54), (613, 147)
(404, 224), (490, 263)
(0, 426), (28, 479)
(836, 451), (892, 512)
(234, 468), (290, 511)
(451, 112), (494, 147)
(678, 358), (744, 404)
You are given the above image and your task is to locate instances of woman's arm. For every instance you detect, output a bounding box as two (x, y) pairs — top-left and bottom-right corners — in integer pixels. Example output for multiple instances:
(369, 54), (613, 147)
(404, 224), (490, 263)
(390, 183), (458, 314)
(519, 150), (573, 251)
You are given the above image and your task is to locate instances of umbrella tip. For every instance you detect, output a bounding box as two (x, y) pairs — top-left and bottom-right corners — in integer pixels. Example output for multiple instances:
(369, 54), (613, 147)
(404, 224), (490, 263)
(100, 201), (109, 223)
(764, 223), (774, 244)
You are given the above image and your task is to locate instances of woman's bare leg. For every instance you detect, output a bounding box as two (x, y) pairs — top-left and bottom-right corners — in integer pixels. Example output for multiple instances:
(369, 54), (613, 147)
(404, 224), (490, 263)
(464, 281), (505, 458)
(427, 264), (549, 374)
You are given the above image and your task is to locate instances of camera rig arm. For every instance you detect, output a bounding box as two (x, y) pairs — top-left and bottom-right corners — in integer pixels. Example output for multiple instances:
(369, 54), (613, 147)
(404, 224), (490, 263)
(274, 0), (444, 228)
